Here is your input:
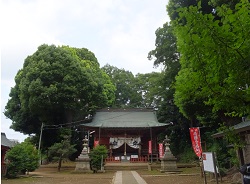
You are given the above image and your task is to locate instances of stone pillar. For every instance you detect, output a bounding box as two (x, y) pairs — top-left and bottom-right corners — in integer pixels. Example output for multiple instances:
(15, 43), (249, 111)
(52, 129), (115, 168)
(160, 135), (179, 173)
(75, 135), (91, 172)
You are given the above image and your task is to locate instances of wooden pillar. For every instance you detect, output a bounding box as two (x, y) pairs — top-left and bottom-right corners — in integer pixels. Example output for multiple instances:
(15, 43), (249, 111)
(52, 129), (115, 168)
(138, 144), (141, 157)
(109, 147), (112, 157)
(124, 132), (127, 156)
(98, 127), (101, 143)
(150, 127), (152, 163)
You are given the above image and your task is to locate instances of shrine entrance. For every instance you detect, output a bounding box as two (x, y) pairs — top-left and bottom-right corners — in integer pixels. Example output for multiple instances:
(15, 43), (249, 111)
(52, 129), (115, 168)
(109, 136), (141, 162)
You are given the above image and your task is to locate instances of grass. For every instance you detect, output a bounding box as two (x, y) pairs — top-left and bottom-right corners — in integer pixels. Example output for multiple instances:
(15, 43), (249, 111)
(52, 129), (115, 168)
(180, 166), (201, 174)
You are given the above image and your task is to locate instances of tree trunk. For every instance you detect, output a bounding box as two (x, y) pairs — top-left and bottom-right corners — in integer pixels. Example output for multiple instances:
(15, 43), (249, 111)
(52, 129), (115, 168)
(64, 109), (73, 125)
(58, 157), (62, 172)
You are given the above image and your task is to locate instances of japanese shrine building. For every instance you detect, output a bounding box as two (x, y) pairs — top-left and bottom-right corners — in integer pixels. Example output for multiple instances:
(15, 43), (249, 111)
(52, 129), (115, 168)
(1, 133), (15, 175)
(81, 108), (168, 162)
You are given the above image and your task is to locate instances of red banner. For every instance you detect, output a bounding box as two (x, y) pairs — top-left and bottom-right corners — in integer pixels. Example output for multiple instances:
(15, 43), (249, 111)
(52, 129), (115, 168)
(94, 140), (99, 147)
(148, 140), (152, 154)
(159, 143), (164, 158)
(189, 127), (202, 157)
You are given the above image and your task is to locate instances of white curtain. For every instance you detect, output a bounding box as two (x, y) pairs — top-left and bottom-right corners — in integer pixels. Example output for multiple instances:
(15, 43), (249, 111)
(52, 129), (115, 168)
(110, 137), (141, 149)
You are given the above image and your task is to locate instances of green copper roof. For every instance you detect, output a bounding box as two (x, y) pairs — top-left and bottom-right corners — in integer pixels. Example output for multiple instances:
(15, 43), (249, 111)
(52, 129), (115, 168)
(212, 120), (250, 138)
(1, 133), (15, 147)
(82, 109), (168, 128)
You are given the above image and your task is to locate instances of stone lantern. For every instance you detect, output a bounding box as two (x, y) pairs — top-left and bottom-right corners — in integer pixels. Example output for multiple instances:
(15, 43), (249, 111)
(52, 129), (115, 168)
(75, 135), (91, 172)
(160, 135), (179, 172)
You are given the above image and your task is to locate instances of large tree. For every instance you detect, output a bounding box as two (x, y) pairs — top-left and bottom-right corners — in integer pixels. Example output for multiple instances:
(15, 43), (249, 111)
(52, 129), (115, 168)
(148, 23), (182, 122)
(173, 0), (250, 124)
(102, 64), (167, 108)
(4, 44), (116, 135)
(134, 72), (164, 108)
(102, 64), (141, 107)
(148, 21), (194, 157)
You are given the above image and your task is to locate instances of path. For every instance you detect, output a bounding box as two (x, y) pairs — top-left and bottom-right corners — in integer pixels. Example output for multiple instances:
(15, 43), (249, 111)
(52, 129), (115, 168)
(113, 171), (147, 184)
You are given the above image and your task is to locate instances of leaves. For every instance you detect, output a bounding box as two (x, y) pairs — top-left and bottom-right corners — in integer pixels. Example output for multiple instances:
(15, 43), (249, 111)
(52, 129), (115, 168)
(4, 44), (116, 135)
(173, 0), (250, 119)
(89, 145), (108, 171)
(48, 135), (77, 171)
(6, 141), (39, 178)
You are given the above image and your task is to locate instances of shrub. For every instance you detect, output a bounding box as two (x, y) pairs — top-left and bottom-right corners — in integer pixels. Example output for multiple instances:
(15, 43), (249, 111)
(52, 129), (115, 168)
(178, 146), (198, 163)
(89, 145), (108, 172)
(5, 141), (39, 178)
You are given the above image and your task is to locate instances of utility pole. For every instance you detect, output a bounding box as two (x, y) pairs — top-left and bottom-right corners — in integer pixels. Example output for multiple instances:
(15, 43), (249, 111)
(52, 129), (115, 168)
(38, 123), (44, 165)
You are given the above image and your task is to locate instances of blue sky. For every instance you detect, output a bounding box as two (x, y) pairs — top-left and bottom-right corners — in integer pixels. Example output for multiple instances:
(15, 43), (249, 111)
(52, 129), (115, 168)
(1, 0), (170, 142)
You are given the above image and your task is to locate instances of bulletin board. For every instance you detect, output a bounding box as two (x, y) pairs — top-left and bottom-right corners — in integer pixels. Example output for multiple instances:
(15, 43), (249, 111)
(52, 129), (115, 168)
(202, 152), (219, 173)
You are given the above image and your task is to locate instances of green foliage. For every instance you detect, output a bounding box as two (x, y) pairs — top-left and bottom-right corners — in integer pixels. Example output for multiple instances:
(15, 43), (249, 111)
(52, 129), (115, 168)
(48, 135), (77, 171)
(211, 139), (239, 169)
(135, 72), (165, 108)
(5, 141), (39, 178)
(173, 0), (250, 121)
(102, 64), (167, 108)
(89, 145), (108, 171)
(4, 44), (116, 136)
(147, 0), (248, 168)
(148, 22), (179, 69)
(178, 146), (197, 163)
(228, 148), (239, 166)
(4, 44), (116, 156)
(218, 123), (245, 150)
(209, 138), (232, 169)
(102, 64), (140, 107)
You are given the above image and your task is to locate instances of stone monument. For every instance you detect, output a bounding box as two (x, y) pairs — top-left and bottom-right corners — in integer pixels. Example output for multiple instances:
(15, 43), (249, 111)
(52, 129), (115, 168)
(160, 135), (179, 172)
(75, 135), (91, 172)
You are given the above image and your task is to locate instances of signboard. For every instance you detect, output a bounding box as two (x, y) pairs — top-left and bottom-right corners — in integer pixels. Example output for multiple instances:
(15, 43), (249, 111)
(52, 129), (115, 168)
(189, 127), (202, 157)
(148, 140), (152, 154)
(159, 143), (164, 158)
(202, 152), (219, 173)
(131, 155), (138, 158)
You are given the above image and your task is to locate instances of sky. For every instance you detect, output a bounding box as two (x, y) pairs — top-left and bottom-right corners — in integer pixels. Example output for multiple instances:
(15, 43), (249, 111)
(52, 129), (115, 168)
(1, 0), (170, 142)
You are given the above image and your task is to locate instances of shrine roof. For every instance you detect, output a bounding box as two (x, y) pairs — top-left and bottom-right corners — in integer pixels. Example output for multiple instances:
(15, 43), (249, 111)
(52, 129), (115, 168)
(81, 108), (168, 128)
(212, 120), (250, 138)
(1, 133), (15, 148)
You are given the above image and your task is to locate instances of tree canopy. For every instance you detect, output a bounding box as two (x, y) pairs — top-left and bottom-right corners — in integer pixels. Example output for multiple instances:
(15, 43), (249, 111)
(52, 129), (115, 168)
(4, 44), (116, 135)
(102, 64), (139, 107)
(102, 64), (166, 108)
(173, 0), (250, 122)
(147, 0), (249, 161)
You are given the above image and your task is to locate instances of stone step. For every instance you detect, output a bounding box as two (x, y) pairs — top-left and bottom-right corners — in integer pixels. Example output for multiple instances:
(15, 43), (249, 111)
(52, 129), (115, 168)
(104, 163), (149, 171)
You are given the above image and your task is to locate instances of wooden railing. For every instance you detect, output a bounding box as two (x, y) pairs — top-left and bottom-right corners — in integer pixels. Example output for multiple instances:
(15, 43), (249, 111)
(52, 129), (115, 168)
(105, 157), (121, 163)
(105, 156), (148, 163)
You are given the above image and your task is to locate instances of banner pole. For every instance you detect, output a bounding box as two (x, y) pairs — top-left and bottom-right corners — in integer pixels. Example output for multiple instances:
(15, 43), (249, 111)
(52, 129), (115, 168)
(201, 155), (207, 184)
(212, 152), (219, 184)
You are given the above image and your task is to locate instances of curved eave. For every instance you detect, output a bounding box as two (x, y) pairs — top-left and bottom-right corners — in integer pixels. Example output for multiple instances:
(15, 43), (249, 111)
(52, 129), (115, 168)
(81, 122), (169, 128)
(212, 121), (250, 138)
